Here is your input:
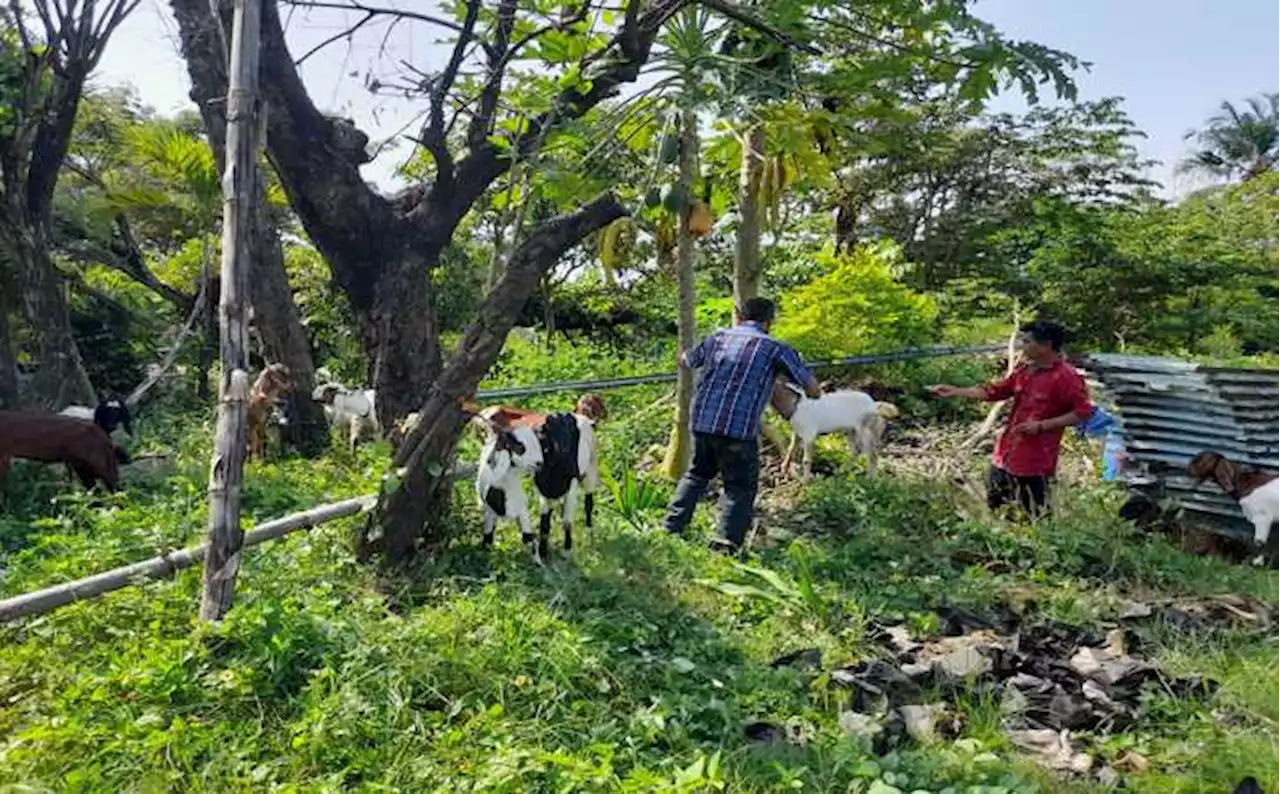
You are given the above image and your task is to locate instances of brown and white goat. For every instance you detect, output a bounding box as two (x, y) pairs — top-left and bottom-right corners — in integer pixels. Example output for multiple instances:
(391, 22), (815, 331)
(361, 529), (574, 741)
(1188, 450), (1279, 561)
(0, 411), (121, 491)
(247, 364), (293, 460)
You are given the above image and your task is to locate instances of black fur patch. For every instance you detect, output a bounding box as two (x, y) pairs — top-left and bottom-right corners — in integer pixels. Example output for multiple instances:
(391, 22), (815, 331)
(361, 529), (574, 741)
(484, 485), (507, 517)
(94, 399), (133, 435)
(534, 413), (580, 500)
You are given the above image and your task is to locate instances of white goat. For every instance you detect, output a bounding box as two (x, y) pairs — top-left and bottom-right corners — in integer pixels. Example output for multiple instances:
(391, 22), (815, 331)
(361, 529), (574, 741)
(312, 383), (379, 453)
(775, 383), (900, 481)
(474, 409), (600, 564)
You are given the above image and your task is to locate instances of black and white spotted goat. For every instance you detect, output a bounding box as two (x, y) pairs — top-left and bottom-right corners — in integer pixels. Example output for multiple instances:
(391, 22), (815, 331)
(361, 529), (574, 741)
(473, 397), (603, 564)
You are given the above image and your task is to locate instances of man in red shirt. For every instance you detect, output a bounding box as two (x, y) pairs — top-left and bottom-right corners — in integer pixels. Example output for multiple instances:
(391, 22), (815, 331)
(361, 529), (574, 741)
(930, 321), (1093, 517)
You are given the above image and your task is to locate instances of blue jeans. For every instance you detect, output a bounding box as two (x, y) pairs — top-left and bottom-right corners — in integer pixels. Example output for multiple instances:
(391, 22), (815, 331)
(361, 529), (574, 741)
(664, 433), (759, 548)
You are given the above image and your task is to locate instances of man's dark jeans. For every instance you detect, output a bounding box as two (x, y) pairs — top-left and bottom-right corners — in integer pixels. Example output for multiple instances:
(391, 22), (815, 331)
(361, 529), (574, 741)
(664, 433), (759, 548)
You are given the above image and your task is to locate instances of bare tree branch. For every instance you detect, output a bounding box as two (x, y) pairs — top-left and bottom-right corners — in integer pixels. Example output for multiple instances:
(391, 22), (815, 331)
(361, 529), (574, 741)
(466, 0), (519, 151)
(294, 9), (374, 65)
(280, 0), (470, 36)
(413, 0), (482, 186)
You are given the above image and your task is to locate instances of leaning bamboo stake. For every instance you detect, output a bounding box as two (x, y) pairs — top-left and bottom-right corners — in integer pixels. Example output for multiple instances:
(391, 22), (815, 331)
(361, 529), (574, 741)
(200, 0), (262, 622)
(959, 303), (1021, 452)
(0, 496), (375, 623)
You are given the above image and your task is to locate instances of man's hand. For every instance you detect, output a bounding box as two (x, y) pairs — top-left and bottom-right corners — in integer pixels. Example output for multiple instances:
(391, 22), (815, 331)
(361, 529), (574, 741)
(804, 379), (822, 400)
(929, 384), (961, 398)
(1009, 420), (1044, 437)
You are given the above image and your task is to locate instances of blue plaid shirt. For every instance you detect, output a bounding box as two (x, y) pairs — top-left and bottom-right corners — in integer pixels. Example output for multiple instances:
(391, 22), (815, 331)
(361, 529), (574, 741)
(683, 322), (815, 441)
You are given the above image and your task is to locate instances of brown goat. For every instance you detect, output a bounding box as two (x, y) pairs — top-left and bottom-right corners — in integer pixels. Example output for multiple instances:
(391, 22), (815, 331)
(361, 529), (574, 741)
(247, 364), (293, 460)
(0, 411), (121, 491)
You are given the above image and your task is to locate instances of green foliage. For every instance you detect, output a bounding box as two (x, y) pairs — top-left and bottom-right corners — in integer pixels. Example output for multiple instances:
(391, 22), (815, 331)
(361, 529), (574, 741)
(1179, 93), (1279, 182)
(773, 242), (938, 360)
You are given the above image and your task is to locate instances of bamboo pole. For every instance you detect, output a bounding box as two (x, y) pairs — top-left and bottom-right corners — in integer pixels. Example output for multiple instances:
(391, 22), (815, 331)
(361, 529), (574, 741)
(200, 0), (262, 622)
(0, 496), (375, 623)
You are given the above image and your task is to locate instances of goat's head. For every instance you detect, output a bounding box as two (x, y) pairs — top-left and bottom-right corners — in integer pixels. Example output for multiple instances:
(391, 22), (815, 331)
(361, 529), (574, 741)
(1188, 451), (1243, 497)
(254, 364), (293, 401)
(96, 397), (133, 436)
(312, 382), (344, 404)
(575, 393), (607, 423)
(770, 379), (802, 420)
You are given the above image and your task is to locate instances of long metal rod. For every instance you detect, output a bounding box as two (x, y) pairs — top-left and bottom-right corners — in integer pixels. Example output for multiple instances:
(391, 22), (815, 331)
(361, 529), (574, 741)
(475, 343), (1004, 400)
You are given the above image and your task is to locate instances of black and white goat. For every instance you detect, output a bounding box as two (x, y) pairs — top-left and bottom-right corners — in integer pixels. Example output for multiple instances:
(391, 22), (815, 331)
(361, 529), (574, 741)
(312, 383), (380, 452)
(474, 406), (600, 564)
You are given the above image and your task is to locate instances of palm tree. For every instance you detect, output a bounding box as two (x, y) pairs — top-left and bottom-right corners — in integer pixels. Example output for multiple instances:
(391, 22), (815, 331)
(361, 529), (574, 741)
(1180, 93), (1279, 182)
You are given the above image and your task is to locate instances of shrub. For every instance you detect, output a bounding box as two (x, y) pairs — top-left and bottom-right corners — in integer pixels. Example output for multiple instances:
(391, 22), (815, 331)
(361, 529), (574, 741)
(773, 242), (938, 361)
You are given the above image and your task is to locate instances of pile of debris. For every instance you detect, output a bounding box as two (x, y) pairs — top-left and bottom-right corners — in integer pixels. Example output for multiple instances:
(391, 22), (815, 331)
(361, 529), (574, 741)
(754, 596), (1276, 783)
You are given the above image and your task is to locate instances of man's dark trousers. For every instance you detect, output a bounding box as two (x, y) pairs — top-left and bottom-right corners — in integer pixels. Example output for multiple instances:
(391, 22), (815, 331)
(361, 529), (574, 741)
(664, 432), (759, 548)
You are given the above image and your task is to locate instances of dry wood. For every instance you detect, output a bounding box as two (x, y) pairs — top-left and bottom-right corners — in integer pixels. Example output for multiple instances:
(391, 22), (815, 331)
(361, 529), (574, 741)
(0, 496), (374, 623)
(199, 0), (262, 622)
(959, 305), (1021, 452)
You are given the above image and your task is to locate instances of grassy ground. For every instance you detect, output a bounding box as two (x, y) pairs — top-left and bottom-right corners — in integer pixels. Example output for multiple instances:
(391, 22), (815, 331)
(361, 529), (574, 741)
(0, 347), (1275, 793)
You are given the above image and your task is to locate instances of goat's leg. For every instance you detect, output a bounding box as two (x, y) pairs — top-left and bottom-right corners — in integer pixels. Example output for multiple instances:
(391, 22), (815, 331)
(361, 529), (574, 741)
(857, 426), (879, 477)
(801, 440), (815, 483)
(481, 507), (497, 549)
(563, 482), (580, 553)
(537, 499), (553, 565)
(781, 435), (799, 477)
(517, 507), (537, 561)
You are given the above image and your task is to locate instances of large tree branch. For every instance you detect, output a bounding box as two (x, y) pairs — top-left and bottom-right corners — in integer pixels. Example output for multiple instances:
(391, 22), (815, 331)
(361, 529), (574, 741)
(171, 0), (398, 290)
(414, 0), (483, 188)
(465, 0), (519, 152)
(430, 0), (687, 230)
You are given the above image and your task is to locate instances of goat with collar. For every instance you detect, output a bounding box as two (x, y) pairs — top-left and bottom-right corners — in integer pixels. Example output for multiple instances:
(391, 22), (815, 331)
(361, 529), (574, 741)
(1188, 451), (1279, 561)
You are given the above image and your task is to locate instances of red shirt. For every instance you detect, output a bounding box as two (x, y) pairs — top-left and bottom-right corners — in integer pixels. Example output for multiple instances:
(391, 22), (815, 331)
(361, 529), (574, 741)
(984, 359), (1093, 477)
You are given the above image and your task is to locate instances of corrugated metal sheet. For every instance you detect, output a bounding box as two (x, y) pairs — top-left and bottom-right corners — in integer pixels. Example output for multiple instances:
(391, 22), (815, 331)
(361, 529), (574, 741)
(1080, 353), (1278, 539)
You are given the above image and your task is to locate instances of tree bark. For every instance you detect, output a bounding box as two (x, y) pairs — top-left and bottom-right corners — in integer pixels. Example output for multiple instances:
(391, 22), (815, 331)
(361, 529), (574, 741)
(733, 123), (766, 308)
(3, 226), (96, 408)
(170, 0), (327, 455)
(0, 284), (17, 409)
(358, 194), (626, 562)
(662, 107), (699, 479)
(199, 0), (260, 623)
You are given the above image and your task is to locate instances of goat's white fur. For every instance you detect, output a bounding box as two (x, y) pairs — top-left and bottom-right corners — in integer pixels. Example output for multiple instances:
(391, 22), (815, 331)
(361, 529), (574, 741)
(475, 414), (600, 564)
(1239, 477), (1280, 546)
(312, 383), (380, 452)
(59, 405), (95, 421)
(781, 386), (900, 481)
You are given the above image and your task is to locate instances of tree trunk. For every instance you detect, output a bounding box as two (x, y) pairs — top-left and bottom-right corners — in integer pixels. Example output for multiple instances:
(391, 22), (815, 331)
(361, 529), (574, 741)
(733, 123), (766, 308)
(0, 287), (17, 408)
(358, 195), (626, 562)
(249, 201), (328, 455)
(170, 0), (326, 454)
(3, 225), (96, 408)
(661, 107), (699, 479)
(199, 0), (260, 623)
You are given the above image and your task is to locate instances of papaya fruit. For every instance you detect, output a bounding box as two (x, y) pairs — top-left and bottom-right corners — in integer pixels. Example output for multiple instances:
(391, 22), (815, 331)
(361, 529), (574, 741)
(659, 133), (679, 164)
(660, 183), (688, 214)
(687, 201), (713, 237)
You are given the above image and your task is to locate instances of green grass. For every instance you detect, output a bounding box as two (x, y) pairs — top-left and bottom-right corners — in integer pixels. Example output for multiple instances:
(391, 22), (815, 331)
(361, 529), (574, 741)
(0, 367), (1276, 792)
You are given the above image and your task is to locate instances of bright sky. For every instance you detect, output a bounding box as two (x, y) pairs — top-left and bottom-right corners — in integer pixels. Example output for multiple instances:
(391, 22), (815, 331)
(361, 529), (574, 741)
(94, 0), (1279, 198)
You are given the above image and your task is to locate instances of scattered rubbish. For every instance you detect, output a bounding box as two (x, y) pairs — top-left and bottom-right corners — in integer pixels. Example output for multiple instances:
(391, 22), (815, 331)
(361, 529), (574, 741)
(1008, 728), (1093, 773)
(897, 702), (950, 744)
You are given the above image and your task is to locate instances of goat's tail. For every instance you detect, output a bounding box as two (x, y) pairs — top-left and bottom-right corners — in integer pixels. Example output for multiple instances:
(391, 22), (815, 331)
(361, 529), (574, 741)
(874, 401), (900, 420)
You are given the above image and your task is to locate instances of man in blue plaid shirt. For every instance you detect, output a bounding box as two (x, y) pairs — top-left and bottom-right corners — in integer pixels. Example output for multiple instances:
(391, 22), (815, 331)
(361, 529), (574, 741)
(664, 298), (820, 552)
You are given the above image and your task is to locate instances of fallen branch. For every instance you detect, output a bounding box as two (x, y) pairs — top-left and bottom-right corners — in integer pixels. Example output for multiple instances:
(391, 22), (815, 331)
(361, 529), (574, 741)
(0, 495), (375, 623)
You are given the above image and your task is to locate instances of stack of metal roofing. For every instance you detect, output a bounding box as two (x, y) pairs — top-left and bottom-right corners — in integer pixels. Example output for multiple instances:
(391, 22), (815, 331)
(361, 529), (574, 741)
(1080, 354), (1279, 539)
